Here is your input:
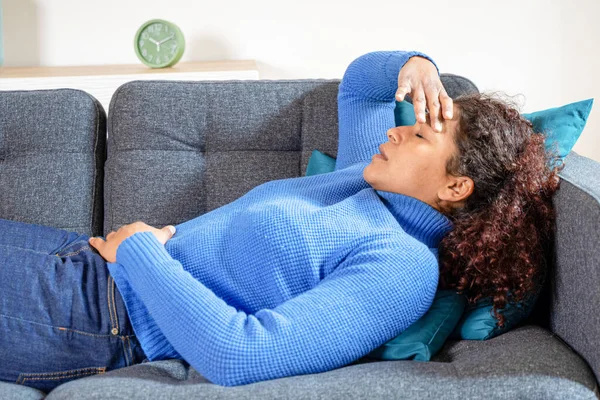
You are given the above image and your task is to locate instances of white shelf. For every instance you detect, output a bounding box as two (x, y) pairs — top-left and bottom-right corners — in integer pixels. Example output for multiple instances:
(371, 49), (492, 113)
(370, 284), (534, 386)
(0, 60), (260, 112)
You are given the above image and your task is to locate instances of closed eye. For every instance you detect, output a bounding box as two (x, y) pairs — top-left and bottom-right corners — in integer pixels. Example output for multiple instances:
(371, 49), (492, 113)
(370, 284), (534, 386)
(416, 133), (425, 139)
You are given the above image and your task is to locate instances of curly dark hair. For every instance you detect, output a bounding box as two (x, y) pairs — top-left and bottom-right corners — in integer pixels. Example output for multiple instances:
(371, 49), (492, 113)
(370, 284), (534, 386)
(437, 92), (565, 329)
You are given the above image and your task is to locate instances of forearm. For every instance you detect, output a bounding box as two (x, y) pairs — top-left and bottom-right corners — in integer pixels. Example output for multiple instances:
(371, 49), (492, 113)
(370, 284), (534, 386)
(114, 231), (438, 387)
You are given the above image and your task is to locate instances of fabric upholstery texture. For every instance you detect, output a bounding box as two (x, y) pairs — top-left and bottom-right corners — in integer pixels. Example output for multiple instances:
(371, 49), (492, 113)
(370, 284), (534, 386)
(551, 151), (600, 391)
(1, 80), (599, 398)
(104, 80), (340, 234)
(0, 89), (106, 237)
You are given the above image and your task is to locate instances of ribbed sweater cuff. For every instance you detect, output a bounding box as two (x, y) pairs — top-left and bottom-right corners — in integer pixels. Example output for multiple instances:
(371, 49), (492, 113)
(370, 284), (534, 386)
(113, 231), (184, 358)
(385, 50), (440, 85)
(116, 231), (174, 273)
(106, 261), (181, 360)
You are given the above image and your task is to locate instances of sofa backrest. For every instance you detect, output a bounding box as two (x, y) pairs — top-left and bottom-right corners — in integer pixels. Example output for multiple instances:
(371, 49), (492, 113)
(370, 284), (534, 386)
(104, 80), (340, 234)
(0, 89), (106, 237)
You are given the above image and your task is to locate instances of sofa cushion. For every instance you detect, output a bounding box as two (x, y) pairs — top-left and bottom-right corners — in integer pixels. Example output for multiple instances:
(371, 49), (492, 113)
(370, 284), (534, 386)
(42, 325), (598, 399)
(0, 381), (45, 400)
(0, 89), (106, 237)
(104, 80), (341, 234)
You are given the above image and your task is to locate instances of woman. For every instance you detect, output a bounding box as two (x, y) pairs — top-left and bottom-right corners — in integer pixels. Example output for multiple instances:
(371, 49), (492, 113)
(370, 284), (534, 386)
(0, 50), (563, 391)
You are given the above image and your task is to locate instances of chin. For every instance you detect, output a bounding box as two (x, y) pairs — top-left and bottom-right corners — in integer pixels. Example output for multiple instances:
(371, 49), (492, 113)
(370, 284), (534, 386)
(362, 164), (378, 188)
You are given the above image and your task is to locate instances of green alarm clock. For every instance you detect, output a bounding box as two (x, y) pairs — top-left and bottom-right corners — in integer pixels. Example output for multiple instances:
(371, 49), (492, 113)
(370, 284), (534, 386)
(134, 19), (185, 68)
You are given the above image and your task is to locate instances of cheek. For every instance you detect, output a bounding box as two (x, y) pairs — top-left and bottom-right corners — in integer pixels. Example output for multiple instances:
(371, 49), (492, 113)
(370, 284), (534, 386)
(418, 159), (449, 186)
(389, 154), (438, 183)
(388, 155), (418, 176)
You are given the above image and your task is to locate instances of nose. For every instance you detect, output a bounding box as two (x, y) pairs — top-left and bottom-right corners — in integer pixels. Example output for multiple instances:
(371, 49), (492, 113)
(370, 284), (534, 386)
(387, 126), (402, 143)
(388, 123), (421, 143)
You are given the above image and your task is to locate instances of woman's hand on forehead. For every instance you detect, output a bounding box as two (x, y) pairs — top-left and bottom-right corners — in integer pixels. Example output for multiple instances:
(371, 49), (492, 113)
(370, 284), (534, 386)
(395, 56), (454, 133)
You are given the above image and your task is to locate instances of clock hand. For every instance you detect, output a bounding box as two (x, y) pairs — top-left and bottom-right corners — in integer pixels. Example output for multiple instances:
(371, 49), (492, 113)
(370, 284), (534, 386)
(158, 34), (175, 45)
(149, 37), (159, 45)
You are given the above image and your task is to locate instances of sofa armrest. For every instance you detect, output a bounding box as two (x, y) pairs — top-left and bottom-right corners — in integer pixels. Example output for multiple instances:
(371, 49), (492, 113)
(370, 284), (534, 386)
(549, 150), (600, 385)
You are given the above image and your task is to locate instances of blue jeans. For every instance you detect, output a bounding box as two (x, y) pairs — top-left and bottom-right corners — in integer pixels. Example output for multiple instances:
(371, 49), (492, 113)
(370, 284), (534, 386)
(0, 218), (147, 393)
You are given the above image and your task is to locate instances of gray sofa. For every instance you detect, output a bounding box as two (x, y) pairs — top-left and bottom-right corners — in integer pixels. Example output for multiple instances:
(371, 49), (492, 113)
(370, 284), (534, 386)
(0, 76), (599, 399)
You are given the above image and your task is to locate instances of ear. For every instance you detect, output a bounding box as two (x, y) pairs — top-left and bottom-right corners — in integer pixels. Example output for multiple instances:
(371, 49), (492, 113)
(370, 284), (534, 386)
(439, 175), (474, 205)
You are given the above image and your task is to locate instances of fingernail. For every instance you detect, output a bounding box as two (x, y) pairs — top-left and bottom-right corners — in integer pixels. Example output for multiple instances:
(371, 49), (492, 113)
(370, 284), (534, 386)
(168, 226), (176, 235)
(435, 121), (442, 131)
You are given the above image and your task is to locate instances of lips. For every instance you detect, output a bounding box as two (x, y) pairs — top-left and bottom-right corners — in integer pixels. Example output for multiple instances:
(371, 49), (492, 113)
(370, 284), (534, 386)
(378, 144), (388, 161)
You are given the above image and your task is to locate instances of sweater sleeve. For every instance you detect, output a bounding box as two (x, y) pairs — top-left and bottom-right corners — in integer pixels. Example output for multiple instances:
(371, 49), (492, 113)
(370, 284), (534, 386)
(335, 50), (439, 171)
(105, 263), (183, 361)
(113, 231), (439, 387)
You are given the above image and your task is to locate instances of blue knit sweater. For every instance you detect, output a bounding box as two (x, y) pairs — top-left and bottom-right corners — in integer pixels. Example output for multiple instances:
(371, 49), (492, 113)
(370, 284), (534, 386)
(107, 50), (453, 387)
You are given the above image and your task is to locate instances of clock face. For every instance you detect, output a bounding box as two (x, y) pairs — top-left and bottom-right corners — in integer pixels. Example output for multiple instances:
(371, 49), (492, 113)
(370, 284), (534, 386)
(134, 20), (185, 68)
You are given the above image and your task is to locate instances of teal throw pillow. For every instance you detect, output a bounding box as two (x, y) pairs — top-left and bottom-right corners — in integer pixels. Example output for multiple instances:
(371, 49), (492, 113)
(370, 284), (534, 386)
(394, 99), (418, 126)
(305, 149), (337, 176)
(522, 98), (594, 162)
(364, 289), (466, 361)
(448, 280), (544, 340)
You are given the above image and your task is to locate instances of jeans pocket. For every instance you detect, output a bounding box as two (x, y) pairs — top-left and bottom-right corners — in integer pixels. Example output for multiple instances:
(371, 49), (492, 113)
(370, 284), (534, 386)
(15, 366), (107, 392)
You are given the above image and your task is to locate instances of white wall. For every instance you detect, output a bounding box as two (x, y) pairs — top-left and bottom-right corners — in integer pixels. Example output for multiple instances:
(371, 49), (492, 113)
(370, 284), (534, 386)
(3, 0), (599, 162)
